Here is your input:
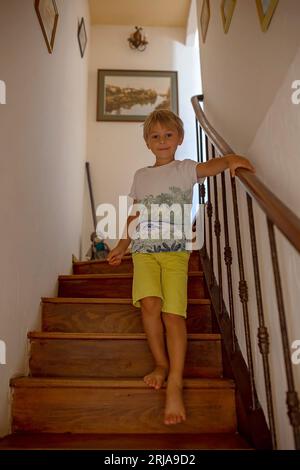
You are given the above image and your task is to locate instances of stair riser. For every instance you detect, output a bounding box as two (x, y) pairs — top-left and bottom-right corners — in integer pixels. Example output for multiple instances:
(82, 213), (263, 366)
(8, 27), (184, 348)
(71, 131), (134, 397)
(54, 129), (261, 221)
(73, 254), (202, 275)
(42, 303), (212, 334)
(12, 387), (236, 434)
(187, 254), (201, 271)
(29, 338), (222, 378)
(58, 276), (205, 299)
(74, 259), (134, 274)
(0, 433), (253, 450)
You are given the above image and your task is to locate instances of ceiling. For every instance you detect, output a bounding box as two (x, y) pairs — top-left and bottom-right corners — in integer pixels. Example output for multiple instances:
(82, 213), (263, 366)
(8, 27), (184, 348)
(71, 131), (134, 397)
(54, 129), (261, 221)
(89, 0), (191, 28)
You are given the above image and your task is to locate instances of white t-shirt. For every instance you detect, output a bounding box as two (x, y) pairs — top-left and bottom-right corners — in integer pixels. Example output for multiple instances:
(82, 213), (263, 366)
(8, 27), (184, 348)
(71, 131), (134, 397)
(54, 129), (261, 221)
(128, 159), (205, 253)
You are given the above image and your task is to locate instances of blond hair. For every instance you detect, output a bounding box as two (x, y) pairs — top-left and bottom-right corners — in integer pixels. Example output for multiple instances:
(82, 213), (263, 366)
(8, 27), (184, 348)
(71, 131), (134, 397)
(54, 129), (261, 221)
(143, 109), (184, 141)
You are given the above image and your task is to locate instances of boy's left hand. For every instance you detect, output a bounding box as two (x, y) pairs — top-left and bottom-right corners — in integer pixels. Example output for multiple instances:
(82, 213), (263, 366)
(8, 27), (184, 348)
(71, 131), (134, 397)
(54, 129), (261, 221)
(227, 155), (255, 178)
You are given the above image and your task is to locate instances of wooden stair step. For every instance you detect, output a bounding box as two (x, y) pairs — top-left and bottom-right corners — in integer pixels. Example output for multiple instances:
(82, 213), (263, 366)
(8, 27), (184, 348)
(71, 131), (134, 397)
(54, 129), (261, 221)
(41, 297), (212, 333)
(58, 272), (205, 299)
(0, 433), (252, 450)
(73, 251), (202, 275)
(10, 377), (236, 434)
(28, 332), (222, 378)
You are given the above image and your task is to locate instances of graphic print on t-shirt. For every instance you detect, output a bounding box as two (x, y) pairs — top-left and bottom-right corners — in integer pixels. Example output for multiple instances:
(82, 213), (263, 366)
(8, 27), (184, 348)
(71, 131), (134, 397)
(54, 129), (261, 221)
(128, 159), (205, 253)
(131, 186), (193, 253)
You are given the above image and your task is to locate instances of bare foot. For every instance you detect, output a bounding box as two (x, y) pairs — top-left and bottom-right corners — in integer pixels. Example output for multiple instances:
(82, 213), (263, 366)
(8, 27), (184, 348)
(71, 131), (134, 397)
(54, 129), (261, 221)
(164, 378), (186, 425)
(144, 365), (168, 390)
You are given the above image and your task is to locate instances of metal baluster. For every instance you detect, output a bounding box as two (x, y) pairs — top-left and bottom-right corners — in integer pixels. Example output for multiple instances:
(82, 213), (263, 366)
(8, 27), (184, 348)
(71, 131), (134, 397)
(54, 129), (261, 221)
(198, 125), (206, 255)
(221, 171), (236, 352)
(195, 120), (206, 256)
(247, 196), (277, 449)
(231, 177), (258, 411)
(199, 123), (204, 165)
(267, 218), (300, 449)
(194, 119), (200, 245)
(205, 135), (213, 286)
(211, 145), (223, 316)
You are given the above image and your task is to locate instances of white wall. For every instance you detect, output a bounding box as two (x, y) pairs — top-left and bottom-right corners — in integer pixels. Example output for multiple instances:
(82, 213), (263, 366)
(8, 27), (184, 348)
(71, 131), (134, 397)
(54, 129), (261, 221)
(196, 0), (300, 449)
(248, 50), (300, 218)
(196, 0), (300, 153)
(245, 45), (300, 449)
(82, 25), (201, 254)
(0, 0), (89, 436)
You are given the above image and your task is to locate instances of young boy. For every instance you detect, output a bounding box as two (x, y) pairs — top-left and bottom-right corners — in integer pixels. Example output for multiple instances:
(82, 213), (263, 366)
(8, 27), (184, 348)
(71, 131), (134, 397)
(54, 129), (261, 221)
(107, 109), (255, 426)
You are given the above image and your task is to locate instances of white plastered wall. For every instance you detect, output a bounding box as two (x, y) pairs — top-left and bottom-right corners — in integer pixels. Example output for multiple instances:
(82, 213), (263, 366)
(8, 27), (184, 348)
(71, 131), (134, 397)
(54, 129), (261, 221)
(0, 0), (89, 436)
(196, 0), (300, 449)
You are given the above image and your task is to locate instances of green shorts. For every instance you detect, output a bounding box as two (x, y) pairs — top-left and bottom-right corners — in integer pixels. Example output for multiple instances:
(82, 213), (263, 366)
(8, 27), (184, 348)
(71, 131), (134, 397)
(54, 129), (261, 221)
(132, 251), (190, 318)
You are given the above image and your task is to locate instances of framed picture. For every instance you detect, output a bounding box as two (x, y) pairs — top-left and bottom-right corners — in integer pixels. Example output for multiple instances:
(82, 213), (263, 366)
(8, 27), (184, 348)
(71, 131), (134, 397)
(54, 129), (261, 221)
(97, 70), (178, 122)
(256, 0), (279, 32)
(200, 0), (210, 44)
(221, 0), (237, 34)
(78, 17), (87, 58)
(34, 0), (59, 54)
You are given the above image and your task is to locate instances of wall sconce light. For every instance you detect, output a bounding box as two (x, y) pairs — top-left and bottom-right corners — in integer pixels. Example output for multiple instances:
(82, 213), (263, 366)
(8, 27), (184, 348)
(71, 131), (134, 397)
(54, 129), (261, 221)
(128, 26), (148, 52)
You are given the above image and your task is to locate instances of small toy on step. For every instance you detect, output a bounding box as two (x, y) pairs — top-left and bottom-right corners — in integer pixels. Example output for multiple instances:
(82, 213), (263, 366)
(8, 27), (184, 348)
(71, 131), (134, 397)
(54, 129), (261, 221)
(86, 232), (110, 260)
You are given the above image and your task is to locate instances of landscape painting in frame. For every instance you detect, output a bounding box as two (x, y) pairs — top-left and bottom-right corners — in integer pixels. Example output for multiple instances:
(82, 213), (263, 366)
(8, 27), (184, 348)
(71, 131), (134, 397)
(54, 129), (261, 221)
(97, 70), (178, 122)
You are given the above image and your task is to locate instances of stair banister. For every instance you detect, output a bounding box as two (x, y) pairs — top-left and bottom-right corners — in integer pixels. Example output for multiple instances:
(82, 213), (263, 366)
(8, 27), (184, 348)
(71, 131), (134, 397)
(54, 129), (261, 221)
(192, 95), (300, 252)
(192, 94), (300, 450)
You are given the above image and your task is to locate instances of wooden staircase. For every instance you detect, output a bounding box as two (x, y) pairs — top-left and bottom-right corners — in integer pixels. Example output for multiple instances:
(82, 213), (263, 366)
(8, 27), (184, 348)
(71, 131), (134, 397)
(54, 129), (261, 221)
(0, 252), (252, 449)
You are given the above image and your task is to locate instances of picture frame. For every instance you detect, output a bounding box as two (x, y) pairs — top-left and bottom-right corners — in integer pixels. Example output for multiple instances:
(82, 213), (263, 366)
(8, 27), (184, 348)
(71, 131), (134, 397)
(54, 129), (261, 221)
(200, 0), (210, 44)
(221, 0), (237, 34)
(34, 0), (59, 54)
(97, 70), (178, 122)
(78, 17), (87, 58)
(256, 0), (279, 32)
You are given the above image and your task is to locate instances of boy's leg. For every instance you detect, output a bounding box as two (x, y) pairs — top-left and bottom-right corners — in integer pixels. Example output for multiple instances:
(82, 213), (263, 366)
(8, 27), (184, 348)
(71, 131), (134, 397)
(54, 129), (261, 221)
(132, 253), (169, 390)
(140, 296), (169, 390)
(162, 313), (187, 425)
(159, 251), (190, 424)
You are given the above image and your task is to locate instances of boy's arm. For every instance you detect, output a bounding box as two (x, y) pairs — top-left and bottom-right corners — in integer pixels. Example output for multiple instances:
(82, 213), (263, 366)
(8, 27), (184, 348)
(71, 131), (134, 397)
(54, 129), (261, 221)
(107, 200), (140, 264)
(196, 154), (255, 179)
(116, 212), (139, 252)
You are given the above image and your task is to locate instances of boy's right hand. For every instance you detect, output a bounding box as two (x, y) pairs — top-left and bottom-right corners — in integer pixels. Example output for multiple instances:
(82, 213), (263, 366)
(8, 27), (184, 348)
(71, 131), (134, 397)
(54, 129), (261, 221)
(107, 246), (126, 266)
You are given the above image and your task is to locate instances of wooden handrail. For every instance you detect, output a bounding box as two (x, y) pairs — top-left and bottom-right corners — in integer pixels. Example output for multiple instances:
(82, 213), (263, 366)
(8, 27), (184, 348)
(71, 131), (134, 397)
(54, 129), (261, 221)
(191, 95), (300, 253)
